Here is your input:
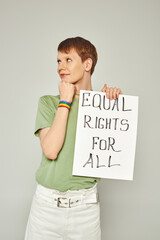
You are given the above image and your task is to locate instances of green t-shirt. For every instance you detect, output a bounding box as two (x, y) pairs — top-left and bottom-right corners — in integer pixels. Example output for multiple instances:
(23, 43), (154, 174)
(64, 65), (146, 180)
(34, 95), (101, 192)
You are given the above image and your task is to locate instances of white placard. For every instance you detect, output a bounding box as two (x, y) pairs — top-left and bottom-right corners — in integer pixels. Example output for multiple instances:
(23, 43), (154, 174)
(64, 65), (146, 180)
(72, 90), (139, 180)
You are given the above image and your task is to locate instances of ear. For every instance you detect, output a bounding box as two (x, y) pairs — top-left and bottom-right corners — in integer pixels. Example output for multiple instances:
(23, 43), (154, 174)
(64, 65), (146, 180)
(84, 58), (93, 73)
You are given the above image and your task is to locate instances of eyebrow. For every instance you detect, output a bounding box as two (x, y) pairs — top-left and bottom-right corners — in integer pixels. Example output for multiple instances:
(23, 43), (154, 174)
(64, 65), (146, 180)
(57, 55), (72, 62)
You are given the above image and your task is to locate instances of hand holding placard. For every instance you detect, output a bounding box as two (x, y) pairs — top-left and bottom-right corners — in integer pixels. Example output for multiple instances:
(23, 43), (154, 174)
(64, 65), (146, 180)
(72, 90), (139, 180)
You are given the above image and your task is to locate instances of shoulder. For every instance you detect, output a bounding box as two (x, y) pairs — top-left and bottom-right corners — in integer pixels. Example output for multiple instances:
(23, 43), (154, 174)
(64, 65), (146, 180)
(39, 94), (60, 102)
(39, 95), (60, 103)
(38, 94), (60, 106)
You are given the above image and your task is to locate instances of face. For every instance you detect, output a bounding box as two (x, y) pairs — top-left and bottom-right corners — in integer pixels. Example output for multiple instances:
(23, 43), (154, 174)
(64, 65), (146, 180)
(57, 48), (86, 84)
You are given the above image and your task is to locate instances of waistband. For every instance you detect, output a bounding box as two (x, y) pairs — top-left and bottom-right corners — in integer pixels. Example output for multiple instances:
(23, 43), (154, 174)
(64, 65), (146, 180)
(35, 183), (99, 208)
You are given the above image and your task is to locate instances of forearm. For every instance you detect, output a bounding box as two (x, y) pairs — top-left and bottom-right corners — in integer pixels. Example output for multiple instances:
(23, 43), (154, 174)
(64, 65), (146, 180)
(41, 107), (69, 160)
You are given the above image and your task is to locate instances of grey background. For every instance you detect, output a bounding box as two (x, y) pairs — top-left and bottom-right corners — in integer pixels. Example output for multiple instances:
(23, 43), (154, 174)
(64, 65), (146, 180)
(0, 0), (160, 239)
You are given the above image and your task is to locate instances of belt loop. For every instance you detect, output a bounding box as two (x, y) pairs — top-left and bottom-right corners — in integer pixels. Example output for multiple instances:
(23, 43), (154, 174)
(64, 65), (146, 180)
(96, 192), (99, 202)
(57, 197), (60, 207)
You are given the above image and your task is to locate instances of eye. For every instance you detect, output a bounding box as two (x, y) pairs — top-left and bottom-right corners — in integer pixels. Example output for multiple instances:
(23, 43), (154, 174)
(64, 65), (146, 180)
(67, 58), (71, 62)
(57, 60), (61, 64)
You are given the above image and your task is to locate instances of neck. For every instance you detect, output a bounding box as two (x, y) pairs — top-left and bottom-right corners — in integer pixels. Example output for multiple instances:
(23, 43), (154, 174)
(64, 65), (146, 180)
(74, 73), (92, 98)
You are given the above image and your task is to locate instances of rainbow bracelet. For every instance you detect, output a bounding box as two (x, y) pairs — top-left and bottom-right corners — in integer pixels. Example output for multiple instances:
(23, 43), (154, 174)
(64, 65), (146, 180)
(58, 100), (71, 110)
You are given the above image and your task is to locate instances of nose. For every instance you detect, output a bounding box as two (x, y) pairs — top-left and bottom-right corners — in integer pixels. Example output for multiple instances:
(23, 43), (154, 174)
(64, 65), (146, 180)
(57, 61), (66, 73)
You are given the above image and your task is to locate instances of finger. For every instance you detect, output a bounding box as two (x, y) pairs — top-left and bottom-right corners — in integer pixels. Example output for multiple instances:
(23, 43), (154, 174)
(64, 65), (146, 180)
(73, 86), (77, 94)
(101, 84), (107, 92)
(104, 83), (107, 89)
(58, 82), (62, 90)
(116, 88), (122, 97)
(101, 85), (105, 92)
(113, 88), (117, 99)
(106, 87), (110, 98)
(109, 87), (113, 100)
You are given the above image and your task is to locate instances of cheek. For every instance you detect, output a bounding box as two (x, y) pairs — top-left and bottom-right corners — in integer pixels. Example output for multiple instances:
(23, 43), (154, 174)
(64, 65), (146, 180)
(76, 66), (84, 76)
(73, 70), (83, 80)
(70, 64), (84, 80)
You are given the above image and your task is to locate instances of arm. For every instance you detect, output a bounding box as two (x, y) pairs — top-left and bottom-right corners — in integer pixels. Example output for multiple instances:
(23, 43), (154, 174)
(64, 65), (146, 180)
(39, 82), (75, 160)
(39, 107), (69, 160)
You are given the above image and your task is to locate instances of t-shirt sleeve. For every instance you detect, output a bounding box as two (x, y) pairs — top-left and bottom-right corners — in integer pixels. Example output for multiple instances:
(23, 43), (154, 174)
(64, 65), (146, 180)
(34, 95), (57, 137)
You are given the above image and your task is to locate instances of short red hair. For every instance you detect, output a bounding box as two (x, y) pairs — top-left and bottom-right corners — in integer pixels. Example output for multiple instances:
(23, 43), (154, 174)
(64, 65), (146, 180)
(57, 36), (98, 75)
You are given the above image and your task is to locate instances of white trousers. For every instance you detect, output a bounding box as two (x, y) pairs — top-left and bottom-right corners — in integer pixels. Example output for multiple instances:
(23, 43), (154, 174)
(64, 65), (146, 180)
(24, 184), (101, 240)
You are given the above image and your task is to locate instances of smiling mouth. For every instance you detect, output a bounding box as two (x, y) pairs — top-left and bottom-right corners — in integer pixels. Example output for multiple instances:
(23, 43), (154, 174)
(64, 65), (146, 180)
(60, 74), (70, 77)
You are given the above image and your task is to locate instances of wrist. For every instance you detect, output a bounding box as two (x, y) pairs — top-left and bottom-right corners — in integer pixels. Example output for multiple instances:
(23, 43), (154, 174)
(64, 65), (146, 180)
(60, 98), (72, 103)
(58, 100), (71, 110)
